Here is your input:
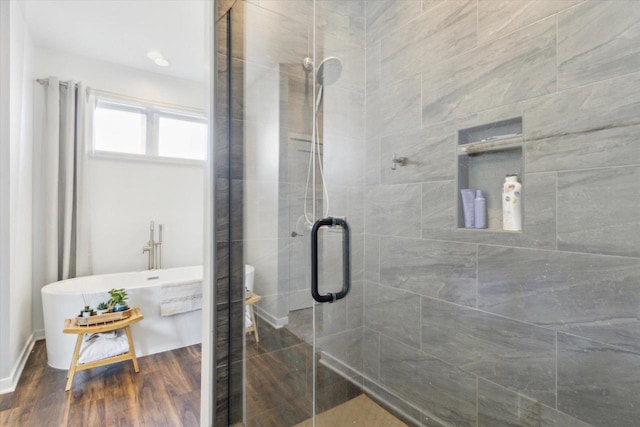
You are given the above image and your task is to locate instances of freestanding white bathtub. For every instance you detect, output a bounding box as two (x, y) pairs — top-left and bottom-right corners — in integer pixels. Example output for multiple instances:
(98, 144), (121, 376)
(41, 266), (203, 370)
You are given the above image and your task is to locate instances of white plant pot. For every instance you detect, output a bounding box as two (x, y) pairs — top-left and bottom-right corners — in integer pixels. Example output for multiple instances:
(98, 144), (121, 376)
(82, 311), (92, 318)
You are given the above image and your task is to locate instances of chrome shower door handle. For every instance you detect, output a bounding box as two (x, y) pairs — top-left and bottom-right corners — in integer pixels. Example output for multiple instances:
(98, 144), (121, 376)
(311, 217), (351, 303)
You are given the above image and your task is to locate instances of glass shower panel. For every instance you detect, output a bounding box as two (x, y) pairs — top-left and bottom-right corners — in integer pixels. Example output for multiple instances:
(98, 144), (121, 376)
(234, 1), (318, 425)
(311, 0), (368, 421)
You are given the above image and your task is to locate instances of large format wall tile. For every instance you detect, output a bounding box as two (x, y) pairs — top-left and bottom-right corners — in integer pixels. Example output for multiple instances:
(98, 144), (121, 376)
(478, 0), (582, 44)
(364, 235), (380, 283)
(421, 180), (456, 236)
(232, 2), (308, 68)
(367, 73), (421, 138)
(363, 328), (380, 379)
(526, 125), (640, 173)
(478, 246), (640, 353)
(478, 378), (591, 427)
(421, 297), (556, 405)
(558, 333), (640, 427)
(379, 335), (478, 427)
(558, 165), (640, 257)
(379, 236), (477, 306)
(558, 1), (640, 90)
(380, 122), (456, 185)
(527, 71), (640, 140)
(365, 0), (422, 45)
(364, 282), (421, 348)
(365, 183), (421, 238)
(381, 0), (476, 84)
(422, 17), (556, 125)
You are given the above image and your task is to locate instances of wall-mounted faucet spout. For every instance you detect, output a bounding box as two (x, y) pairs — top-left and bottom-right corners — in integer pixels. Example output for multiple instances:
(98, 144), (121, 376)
(142, 221), (164, 270)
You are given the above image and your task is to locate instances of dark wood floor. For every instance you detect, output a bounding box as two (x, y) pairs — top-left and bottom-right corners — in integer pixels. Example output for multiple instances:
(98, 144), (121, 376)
(0, 341), (201, 427)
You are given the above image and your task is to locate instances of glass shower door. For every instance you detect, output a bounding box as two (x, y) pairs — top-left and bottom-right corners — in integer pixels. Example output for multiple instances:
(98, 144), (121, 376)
(228, 0), (374, 425)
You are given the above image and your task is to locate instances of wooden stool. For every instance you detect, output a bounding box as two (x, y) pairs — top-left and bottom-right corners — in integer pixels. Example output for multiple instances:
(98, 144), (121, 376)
(62, 307), (144, 391)
(245, 292), (261, 342)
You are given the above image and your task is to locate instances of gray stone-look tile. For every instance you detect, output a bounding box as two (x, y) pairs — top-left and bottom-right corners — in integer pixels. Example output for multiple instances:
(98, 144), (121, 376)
(315, 291), (348, 338)
(421, 173), (557, 250)
(323, 88), (365, 141)
(478, 246), (640, 353)
(558, 333), (640, 427)
(421, 180), (457, 236)
(317, 327), (363, 371)
(316, 28), (366, 94)
(363, 328), (380, 379)
(379, 236), (477, 306)
(366, 39), (381, 93)
(558, 165), (640, 257)
(381, 0), (476, 84)
(258, 0), (312, 29)
(423, 0), (447, 13)
(232, 2), (309, 69)
(380, 123), (456, 185)
(558, 1), (640, 90)
(526, 125), (640, 173)
(379, 335), (478, 427)
(365, 0), (422, 45)
(421, 297), (556, 405)
(422, 17), (556, 125)
(478, 378), (591, 427)
(365, 137), (381, 186)
(347, 187), (365, 235)
(347, 280), (364, 329)
(323, 136), (365, 188)
(367, 73), (421, 139)
(527, 71), (640, 141)
(364, 282), (421, 348)
(478, 0), (582, 44)
(364, 235), (380, 283)
(365, 183), (422, 238)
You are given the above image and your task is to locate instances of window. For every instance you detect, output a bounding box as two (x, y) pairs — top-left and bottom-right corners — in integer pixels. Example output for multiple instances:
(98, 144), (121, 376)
(93, 98), (207, 161)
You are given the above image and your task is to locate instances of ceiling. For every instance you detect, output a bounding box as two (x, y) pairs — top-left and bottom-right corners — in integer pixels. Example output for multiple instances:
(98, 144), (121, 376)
(23, 0), (207, 82)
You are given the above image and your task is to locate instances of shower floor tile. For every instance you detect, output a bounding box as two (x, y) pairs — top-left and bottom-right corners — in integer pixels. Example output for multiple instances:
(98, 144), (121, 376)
(294, 394), (408, 427)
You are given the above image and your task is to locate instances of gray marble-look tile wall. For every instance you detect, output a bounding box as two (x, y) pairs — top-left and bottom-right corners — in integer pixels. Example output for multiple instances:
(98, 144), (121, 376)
(362, 1), (640, 426)
(219, 0), (640, 426)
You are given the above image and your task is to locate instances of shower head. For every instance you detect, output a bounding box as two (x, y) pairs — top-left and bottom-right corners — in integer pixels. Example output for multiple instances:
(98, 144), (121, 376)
(316, 57), (342, 86)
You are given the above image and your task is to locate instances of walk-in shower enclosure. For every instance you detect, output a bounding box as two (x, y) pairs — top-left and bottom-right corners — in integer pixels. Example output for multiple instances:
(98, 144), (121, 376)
(213, 1), (640, 426)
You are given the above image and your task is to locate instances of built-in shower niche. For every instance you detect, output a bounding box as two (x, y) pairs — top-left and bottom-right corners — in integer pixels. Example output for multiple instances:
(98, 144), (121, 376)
(457, 117), (523, 232)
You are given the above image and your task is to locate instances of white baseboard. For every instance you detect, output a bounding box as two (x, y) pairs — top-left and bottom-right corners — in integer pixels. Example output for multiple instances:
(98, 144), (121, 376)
(34, 328), (45, 341)
(0, 333), (36, 394)
(253, 305), (288, 329)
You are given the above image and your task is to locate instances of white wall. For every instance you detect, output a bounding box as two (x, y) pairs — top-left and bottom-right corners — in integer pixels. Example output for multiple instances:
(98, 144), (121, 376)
(0, 0), (35, 392)
(89, 157), (204, 274)
(31, 49), (206, 332)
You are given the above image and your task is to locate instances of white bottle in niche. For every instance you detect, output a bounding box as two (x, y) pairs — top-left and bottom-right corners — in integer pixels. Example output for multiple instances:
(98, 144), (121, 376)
(502, 175), (522, 231)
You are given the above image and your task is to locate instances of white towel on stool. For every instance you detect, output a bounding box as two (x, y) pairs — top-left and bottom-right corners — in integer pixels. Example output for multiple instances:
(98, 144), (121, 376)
(245, 306), (252, 328)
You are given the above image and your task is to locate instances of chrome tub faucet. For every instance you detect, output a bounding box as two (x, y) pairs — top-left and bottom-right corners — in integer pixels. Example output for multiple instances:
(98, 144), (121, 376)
(142, 221), (163, 270)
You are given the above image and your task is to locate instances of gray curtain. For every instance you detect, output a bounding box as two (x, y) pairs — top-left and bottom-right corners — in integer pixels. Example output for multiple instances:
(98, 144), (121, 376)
(43, 77), (92, 282)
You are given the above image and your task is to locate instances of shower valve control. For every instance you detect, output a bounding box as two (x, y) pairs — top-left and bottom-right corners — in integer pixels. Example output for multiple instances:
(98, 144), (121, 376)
(391, 153), (408, 170)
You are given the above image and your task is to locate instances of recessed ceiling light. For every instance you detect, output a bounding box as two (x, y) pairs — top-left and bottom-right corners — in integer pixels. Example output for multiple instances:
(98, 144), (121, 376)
(154, 58), (169, 67)
(147, 51), (162, 61)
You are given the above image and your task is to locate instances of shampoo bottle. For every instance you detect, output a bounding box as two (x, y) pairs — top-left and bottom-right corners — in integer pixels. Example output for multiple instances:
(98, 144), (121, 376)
(474, 190), (487, 229)
(460, 189), (475, 228)
(502, 175), (522, 231)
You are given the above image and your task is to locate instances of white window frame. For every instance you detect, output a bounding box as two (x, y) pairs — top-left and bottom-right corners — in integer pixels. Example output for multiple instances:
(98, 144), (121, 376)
(92, 93), (207, 165)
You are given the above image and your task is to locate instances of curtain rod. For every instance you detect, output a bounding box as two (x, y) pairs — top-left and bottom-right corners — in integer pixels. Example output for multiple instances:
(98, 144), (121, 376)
(36, 78), (80, 87)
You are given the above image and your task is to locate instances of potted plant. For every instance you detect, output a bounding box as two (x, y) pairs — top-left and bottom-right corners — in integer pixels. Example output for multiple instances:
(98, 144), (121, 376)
(108, 288), (129, 312)
(96, 302), (109, 315)
(81, 293), (93, 317)
(82, 305), (92, 318)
